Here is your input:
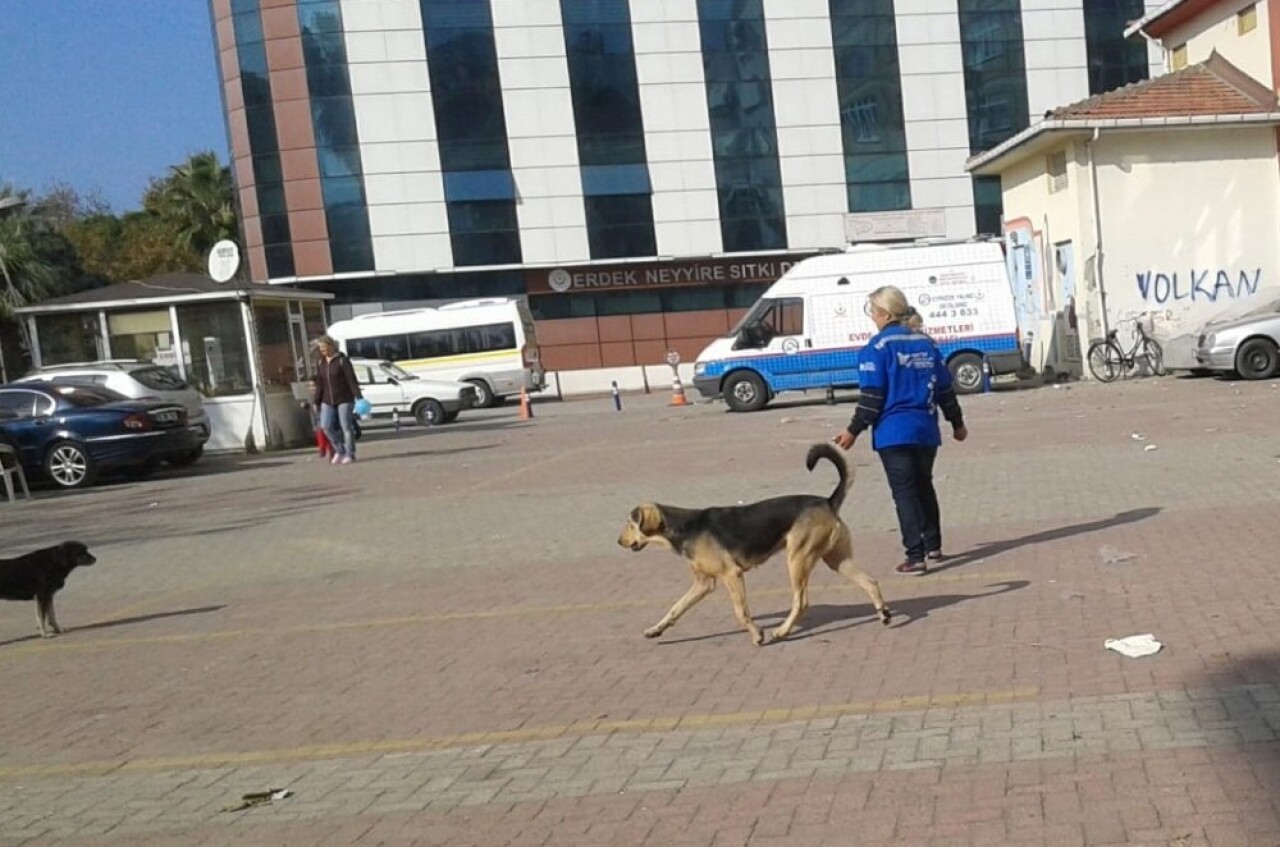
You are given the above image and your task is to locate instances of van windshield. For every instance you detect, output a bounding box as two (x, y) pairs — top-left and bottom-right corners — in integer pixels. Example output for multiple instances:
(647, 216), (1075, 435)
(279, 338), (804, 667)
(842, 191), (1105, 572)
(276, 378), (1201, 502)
(731, 299), (772, 335)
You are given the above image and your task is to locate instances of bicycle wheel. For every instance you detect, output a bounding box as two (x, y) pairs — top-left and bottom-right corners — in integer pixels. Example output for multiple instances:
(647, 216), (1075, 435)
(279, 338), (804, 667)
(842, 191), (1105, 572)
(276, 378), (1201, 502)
(1142, 339), (1166, 376)
(1087, 340), (1123, 383)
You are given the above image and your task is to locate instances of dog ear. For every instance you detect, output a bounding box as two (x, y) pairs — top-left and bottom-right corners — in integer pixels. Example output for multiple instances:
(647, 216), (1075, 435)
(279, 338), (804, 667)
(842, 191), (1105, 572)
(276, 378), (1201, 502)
(632, 504), (664, 535)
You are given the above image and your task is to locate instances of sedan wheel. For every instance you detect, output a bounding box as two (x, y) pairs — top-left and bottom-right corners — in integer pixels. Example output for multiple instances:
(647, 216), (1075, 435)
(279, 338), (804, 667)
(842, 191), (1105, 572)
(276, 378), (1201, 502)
(45, 441), (97, 489)
(415, 398), (446, 427)
(1236, 338), (1279, 380)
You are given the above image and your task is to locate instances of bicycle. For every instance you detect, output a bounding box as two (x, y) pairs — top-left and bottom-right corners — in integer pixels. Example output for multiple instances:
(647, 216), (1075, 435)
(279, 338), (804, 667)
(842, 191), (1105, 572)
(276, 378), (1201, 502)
(1086, 319), (1166, 383)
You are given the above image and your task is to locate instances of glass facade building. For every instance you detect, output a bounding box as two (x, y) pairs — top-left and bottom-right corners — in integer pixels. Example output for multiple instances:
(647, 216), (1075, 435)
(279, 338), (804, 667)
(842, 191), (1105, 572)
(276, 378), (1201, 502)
(212, 0), (1161, 371)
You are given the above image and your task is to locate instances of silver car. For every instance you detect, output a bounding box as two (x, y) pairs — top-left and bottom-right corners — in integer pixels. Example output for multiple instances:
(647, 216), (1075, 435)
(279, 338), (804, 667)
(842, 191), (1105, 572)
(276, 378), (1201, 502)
(17, 361), (210, 465)
(1194, 298), (1280, 380)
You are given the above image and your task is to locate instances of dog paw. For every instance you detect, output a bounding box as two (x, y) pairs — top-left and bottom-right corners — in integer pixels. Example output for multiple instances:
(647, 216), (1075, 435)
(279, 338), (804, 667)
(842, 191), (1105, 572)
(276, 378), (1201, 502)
(879, 608), (892, 626)
(752, 630), (767, 646)
(643, 627), (664, 639)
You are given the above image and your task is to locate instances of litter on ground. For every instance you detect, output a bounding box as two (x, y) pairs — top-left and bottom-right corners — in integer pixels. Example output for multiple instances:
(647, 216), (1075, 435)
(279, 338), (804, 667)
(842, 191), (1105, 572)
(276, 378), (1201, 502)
(1099, 545), (1136, 565)
(1104, 634), (1162, 658)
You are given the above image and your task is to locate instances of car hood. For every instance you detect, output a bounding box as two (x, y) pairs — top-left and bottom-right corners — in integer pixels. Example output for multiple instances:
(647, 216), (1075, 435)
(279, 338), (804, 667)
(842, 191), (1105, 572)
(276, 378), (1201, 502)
(1204, 312), (1280, 335)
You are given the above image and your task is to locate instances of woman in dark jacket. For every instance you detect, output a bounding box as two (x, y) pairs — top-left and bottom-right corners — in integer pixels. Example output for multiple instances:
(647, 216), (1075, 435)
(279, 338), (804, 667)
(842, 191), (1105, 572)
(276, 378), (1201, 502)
(312, 335), (364, 464)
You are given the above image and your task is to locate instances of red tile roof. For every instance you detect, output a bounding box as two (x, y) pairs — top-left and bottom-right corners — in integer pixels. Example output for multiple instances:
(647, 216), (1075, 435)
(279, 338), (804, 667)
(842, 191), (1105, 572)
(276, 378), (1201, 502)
(1049, 52), (1277, 120)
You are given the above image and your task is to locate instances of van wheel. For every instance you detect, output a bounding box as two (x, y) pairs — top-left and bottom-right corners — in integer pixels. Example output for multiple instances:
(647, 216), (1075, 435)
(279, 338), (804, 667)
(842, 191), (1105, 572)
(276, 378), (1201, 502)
(949, 353), (985, 394)
(466, 379), (496, 408)
(723, 371), (768, 412)
(414, 399), (446, 427)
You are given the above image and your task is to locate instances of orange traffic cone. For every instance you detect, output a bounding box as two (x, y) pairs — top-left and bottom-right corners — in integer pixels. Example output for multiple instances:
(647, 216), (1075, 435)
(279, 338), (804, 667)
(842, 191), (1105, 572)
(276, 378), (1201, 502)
(518, 386), (534, 420)
(670, 369), (690, 407)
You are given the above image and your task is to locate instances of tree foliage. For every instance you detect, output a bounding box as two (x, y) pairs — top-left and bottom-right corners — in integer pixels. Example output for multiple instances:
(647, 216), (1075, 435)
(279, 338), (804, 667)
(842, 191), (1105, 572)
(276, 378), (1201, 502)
(0, 153), (241, 372)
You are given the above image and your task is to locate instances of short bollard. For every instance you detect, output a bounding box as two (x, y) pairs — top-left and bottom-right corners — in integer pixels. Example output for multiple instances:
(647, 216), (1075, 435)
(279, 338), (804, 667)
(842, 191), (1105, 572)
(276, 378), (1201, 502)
(392, 409), (401, 432)
(611, 380), (622, 411)
(981, 355), (992, 394)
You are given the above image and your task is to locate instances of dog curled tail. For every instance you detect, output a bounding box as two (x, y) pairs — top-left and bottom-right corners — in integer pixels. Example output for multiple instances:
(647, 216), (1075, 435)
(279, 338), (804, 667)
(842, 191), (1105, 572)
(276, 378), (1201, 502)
(806, 442), (853, 511)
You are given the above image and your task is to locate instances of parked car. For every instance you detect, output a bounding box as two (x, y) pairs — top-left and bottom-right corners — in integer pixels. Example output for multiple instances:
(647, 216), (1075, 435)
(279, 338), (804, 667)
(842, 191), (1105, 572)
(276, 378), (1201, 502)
(1194, 297), (1280, 380)
(17, 361), (209, 465)
(0, 382), (201, 489)
(349, 358), (478, 426)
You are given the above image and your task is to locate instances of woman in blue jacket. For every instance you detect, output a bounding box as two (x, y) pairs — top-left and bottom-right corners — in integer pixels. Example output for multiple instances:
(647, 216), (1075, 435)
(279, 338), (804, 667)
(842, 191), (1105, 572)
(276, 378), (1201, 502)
(833, 286), (968, 576)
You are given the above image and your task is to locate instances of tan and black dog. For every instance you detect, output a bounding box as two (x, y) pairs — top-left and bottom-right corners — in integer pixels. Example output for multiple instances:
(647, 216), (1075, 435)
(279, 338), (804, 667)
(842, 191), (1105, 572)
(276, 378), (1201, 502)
(617, 444), (890, 645)
(0, 541), (97, 638)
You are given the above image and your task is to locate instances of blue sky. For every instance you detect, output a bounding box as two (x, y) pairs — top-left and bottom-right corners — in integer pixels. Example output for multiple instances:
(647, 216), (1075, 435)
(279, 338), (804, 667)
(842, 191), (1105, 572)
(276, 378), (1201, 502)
(0, 2), (228, 212)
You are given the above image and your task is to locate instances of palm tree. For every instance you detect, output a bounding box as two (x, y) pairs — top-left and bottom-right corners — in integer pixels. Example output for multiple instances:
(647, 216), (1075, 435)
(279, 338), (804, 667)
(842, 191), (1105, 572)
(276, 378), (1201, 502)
(146, 152), (238, 264)
(0, 193), (61, 379)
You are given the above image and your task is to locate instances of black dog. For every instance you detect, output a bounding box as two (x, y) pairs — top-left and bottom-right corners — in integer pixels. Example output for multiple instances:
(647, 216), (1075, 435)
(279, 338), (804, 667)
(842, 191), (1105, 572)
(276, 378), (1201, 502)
(0, 541), (97, 638)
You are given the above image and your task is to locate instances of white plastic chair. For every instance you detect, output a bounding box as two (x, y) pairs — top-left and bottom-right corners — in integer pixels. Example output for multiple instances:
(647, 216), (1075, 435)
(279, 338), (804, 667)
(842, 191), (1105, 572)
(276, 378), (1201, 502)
(0, 444), (30, 502)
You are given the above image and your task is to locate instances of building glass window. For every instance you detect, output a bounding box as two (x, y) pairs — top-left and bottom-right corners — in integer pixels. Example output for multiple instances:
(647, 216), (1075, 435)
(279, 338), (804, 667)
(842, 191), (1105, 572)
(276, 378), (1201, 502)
(107, 310), (172, 363)
(958, 0), (1030, 235)
(584, 195), (658, 259)
(1083, 0), (1149, 95)
(176, 303), (253, 398)
(232, 0), (294, 278)
(299, 0), (374, 273)
(252, 300), (298, 392)
(561, 0), (658, 259)
(1240, 4), (1259, 34)
(829, 1), (912, 213)
(697, 0), (787, 252)
(446, 200), (523, 267)
(420, 0), (522, 267)
(35, 313), (102, 366)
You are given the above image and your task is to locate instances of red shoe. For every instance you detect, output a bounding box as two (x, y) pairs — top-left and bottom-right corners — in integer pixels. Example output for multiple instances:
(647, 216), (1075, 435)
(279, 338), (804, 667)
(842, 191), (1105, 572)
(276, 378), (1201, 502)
(895, 561), (927, 577)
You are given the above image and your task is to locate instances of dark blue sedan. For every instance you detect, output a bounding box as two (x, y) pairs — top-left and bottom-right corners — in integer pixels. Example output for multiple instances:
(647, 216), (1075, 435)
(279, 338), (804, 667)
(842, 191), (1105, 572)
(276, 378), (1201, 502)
(0, 381), (201, 489)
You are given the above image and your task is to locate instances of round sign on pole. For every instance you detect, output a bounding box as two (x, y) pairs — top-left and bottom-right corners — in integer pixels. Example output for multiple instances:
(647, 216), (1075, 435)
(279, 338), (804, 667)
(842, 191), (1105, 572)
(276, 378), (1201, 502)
(207, 240), (241, 284)
(666, 350), (681, 367)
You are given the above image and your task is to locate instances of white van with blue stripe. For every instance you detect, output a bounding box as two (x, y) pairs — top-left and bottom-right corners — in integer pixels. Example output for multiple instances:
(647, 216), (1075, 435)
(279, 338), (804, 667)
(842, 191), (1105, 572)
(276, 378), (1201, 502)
(692, 240), (1025, 412)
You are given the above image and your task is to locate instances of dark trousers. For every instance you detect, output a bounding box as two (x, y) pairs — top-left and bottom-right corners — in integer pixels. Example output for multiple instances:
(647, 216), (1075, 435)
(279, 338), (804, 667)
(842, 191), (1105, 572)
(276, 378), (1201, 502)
(878, 446), (941, 564)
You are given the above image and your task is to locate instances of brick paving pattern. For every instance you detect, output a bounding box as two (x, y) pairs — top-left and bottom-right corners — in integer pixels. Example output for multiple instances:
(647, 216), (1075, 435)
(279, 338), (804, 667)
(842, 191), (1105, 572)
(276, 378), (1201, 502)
(0, 376), (1278, 845)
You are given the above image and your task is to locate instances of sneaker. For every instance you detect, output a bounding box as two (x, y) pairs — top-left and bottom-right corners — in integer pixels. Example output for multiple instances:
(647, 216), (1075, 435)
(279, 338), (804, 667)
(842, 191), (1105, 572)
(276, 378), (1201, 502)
(926, 550), (946, 563)
(330, 454), (342, 465)
(895, 561), (927, 577)
(340, 455), (354, 464)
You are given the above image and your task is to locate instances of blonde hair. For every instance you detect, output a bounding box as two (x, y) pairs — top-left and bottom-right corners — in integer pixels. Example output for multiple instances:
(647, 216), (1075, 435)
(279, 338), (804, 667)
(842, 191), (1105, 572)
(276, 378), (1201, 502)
(314, 334), (337, 351)
(868, 286), (924, 333)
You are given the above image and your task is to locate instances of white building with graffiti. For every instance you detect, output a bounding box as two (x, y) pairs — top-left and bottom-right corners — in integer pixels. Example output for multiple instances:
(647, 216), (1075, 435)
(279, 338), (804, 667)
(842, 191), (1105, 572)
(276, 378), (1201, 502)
(967, 0), (1280, 377)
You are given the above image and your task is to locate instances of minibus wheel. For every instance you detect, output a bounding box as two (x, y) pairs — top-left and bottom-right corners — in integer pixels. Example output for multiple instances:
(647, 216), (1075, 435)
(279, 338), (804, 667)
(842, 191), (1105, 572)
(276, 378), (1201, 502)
(466, 379), (496, 407)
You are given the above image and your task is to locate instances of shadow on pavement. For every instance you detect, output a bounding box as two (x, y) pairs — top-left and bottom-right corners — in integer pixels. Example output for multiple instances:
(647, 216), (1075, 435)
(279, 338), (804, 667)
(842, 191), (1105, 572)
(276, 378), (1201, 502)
(355, 444), (498, 464)
(657, 580), (1029, 645)
(0, 605), (226, 647)
(789, 580), (1030, 637)
(930, 507), (1162, 573)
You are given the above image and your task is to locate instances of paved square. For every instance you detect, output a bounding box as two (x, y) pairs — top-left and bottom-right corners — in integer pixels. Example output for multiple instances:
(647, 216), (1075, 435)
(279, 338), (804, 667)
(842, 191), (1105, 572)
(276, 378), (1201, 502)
(2, 376), (1279, 846)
